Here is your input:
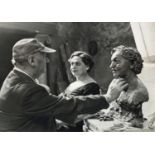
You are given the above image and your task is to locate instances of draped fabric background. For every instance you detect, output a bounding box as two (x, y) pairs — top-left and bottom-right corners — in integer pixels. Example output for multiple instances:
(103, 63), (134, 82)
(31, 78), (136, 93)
(35, 23), (135, 95)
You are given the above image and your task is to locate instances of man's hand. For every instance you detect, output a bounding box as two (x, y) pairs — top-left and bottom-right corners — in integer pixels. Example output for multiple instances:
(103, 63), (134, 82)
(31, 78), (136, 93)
(104, 78), (128, 103)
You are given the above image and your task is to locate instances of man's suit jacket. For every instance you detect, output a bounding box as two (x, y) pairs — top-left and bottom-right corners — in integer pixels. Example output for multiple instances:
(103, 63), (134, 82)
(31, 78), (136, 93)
(0, 69), (109, 131)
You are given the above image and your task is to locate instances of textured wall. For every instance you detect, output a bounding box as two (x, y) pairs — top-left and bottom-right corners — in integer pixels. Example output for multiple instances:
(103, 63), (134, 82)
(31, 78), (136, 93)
(54, 22), (136, 93)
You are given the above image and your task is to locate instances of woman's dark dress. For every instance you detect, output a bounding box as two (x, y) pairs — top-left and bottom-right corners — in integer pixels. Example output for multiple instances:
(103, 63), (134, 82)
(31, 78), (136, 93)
(60, 82), (100, 132)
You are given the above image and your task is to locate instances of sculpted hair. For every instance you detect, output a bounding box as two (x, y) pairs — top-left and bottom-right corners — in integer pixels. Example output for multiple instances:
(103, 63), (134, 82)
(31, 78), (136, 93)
(111, 45), (144, 74)
(69, 51), (94, 72)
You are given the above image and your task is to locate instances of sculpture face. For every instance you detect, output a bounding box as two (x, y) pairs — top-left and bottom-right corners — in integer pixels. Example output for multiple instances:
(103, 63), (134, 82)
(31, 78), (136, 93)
(110, 50), (132, 78)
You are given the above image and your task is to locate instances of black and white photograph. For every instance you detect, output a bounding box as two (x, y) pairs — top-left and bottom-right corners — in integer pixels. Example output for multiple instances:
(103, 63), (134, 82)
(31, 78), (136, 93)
(0, 22), (154, 132)
(0, 0), (155, 155)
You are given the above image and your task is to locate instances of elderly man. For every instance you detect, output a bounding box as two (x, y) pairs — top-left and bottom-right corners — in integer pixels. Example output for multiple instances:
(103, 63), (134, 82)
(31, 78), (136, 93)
(0, 38), (128, 131)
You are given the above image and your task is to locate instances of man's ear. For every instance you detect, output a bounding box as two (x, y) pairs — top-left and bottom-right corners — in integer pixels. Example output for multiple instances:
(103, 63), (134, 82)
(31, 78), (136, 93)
(28, 55), (35, 66)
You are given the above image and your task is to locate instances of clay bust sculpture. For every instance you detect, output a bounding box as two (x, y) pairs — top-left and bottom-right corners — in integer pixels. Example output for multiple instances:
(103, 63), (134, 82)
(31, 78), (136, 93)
(82, 45), (149, 131)
(85, 45), (149, 131)
(106, 45), (149, 129)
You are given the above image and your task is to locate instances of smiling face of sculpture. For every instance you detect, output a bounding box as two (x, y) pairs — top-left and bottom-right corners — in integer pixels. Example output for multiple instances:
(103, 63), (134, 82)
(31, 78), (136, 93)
(110, 50), (132, 79)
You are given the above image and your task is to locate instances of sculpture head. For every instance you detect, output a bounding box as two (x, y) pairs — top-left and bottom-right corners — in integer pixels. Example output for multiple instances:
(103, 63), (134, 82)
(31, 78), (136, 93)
(110, 45), (143, 78)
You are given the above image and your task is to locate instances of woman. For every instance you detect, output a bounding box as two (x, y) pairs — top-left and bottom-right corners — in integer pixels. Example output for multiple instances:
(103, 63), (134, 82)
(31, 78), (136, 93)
(58, 51), (100, 132)
(85, 45), (149, 131)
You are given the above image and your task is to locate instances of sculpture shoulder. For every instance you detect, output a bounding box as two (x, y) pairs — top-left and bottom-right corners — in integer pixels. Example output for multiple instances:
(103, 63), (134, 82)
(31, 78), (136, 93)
(128, 78), (149, 104)
(135, 78), (149, 100)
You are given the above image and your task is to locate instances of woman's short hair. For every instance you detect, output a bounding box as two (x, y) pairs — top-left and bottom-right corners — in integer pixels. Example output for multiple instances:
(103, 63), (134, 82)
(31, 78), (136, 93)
(111, 45), (144, 74)
(68, 51), (94, 72)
